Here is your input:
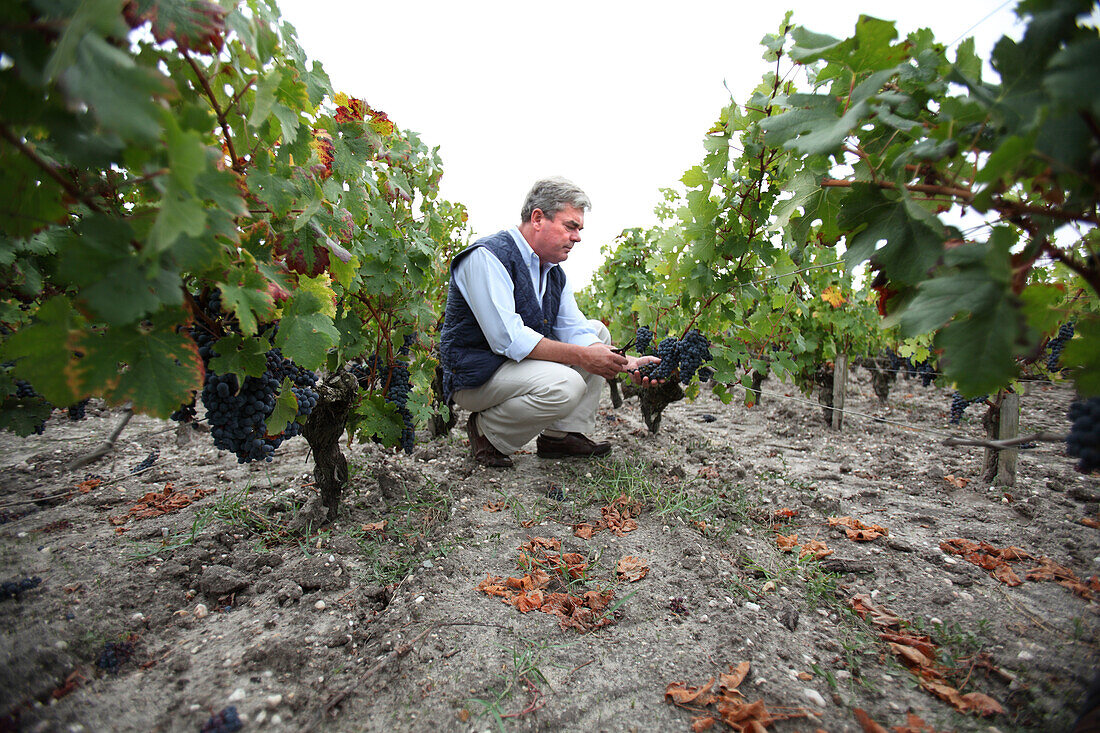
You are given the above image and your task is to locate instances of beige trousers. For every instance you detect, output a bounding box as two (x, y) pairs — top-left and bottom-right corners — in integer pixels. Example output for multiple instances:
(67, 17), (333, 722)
(452, 320), (611, 455)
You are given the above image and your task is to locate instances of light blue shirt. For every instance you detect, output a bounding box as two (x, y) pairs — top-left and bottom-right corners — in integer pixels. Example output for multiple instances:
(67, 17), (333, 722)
(452, 227), (600, 362)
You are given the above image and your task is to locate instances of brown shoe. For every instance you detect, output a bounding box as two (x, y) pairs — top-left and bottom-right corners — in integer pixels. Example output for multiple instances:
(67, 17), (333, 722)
(466, 413), (513, 468)
(536, 432), (612, 459)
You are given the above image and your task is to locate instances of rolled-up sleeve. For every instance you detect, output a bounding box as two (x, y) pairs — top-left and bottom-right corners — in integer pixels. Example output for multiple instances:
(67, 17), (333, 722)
(553, 280), (601, 346)
(452, 248), (545, 361)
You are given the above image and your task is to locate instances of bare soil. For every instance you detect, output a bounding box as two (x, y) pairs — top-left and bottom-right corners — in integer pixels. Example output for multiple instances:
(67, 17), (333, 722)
(1, 370), (1097, 733)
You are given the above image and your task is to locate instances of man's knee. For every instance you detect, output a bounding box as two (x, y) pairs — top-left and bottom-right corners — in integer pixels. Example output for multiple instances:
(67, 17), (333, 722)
(588, 319), (611, 346)
(536, 367), (587, 413)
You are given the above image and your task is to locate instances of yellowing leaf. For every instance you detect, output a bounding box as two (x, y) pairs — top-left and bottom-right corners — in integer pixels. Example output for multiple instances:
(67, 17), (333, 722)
(821, 285), (846, 307)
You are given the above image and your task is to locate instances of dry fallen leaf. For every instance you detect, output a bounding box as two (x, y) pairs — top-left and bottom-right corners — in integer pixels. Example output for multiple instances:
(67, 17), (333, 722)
(481, 501), (506, 512)
(799, 539), (833, 561)
(776, 533), (799, 552)
(616, 555), (649, 582)
(944, 474), (970, 488)
(828, 515), (888, 540)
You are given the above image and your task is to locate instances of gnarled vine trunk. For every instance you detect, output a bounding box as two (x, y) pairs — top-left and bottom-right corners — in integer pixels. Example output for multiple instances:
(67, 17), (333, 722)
(302, 370), (358, 522)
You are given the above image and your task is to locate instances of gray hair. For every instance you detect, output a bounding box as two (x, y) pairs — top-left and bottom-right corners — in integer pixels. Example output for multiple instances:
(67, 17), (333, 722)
(519, 177), (592, 223)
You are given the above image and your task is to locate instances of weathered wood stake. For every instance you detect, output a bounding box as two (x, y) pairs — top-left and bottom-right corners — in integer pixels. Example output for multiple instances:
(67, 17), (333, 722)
(831, 353), (848, 430)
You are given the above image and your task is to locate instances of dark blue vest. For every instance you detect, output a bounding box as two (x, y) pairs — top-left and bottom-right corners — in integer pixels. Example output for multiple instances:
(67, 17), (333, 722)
(439, 230), (565, 401)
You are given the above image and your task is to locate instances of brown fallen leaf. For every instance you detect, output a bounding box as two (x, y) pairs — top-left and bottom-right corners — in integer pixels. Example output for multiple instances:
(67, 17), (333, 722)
(690, 716), (716, 732)
(828, 515), (889, 540)
(853, 707), (889, 733)
(361, 520), (386, 534)
(481, 501), (506, 512)
(773, 508), (799, 520)
(944, 474), (970, 488)
(799, 539), (833, 561)
(573, 523), (598, 539)
(776, 533), (799, 552)
(718, 662), (750, 693)
(616, 555), (649, 582)
(665, 678), (717, 707)
(1081, 516), (1100, 529)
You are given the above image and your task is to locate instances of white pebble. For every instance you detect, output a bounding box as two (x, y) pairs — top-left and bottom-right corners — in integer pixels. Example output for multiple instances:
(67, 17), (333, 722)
(802, 688), (827, 707)
(314, 600), (326, 611)
(131, 612), (145, 622)
(414, 595), (425, 604)
(254, 711), (267, 725)
(193, 604), (209, 619)
(265, 694), (282, 708)
(698, 614), (709, 623)
(1018, 650), (1034, 660)
(745, 602), (761, 612)
(930, 617), (943, 625)
(228, 688), (246, 702)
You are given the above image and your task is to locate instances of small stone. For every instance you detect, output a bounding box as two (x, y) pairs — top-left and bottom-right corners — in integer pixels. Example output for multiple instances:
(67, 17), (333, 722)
(745, 602), (761, 612)
(193, 604), (209, 619)
(131, 612), (145, 622)
(698, 614), (709, 624)
(228, 688), (246, 702)
(414, 595), (425, 604)
(802, 688), (827, 707)
(265, 694), (283, 709)
(1018, 650), (1034, 660)
(314, 600), (326, 611)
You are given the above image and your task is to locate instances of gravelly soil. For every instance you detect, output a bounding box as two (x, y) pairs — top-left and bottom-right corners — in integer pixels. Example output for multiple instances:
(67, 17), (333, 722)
(0, 369), (1097, 733)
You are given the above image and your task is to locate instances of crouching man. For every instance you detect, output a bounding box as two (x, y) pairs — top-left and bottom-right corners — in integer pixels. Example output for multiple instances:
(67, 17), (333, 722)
(439, 177), (661, 468)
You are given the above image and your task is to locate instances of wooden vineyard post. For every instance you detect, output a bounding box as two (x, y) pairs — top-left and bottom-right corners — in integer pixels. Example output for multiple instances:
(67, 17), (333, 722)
(982, 392), (1020, 486)
(831, 353), (848, 430)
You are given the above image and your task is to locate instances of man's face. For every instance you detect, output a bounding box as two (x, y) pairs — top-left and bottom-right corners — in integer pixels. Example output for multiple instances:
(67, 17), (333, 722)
(530, 205), (584, 266)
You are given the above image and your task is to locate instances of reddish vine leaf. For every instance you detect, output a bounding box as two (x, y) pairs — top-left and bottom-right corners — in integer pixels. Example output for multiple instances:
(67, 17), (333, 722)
(124, 0), (228, 54)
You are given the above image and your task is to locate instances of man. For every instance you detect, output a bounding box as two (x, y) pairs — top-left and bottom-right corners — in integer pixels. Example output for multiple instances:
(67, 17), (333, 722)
(439, 177), (661, 467)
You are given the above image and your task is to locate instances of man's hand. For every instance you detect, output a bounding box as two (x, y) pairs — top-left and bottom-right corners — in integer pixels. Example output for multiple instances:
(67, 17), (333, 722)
(624, 355), (663, 387)
(580, 343), (629, 380)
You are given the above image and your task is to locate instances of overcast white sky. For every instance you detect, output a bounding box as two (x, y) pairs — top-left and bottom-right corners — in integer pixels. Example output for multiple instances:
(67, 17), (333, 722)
(277, 1), (1021, 286)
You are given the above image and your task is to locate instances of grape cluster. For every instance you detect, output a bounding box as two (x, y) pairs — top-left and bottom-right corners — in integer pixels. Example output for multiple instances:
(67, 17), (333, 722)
(912, 360), (936, 387)
(203, 348), (319, 463)
(348, 354), (384, 389)
(67, 399), (88, 420)
(1067, 397), (1100, 473)
(1046, 321), (1075, 370)
(636, 330), (713, 384)
(676, 330), (712, 384)
(0, 576), (41, 601)
(131, 449), (159, 474)
(384, 360), (415, 453)
(13, 379), (46, 434)
(170, 398), (197, 423)
(187, 291), (319, 463)
(201, 707), (243, 733)
(95, 640), (134, 675)
(888, 353), (936, 386)
(634, 326), (653, 355)
(948, 391), (987, 424)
